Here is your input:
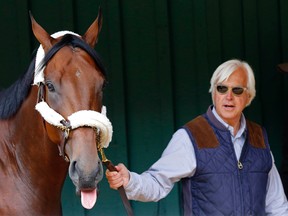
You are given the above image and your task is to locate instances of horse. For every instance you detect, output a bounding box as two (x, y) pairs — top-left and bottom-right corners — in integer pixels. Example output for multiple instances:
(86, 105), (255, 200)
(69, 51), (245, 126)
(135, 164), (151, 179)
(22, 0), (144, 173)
(0, 9), (113, 215)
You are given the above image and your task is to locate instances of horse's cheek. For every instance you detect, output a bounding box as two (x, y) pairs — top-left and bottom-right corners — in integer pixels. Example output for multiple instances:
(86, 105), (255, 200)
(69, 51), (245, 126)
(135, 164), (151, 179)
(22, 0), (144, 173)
(45, 123), (62, 144)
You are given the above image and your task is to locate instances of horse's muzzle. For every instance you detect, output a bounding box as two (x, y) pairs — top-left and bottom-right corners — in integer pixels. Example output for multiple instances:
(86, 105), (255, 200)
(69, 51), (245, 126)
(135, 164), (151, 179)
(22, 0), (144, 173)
(69, 157), (103, 209)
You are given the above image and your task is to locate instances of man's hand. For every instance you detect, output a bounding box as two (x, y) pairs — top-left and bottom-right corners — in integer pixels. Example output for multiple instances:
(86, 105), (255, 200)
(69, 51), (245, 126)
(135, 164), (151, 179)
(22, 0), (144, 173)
(105, 163), (130, 190)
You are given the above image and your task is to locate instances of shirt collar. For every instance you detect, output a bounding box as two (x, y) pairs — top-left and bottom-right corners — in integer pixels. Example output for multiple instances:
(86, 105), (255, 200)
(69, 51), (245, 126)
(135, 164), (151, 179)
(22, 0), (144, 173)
(212, 107), (246, 138)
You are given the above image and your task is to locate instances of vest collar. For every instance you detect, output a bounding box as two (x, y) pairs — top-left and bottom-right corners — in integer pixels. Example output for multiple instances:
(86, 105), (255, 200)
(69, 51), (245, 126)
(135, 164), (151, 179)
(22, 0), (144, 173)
(206, 105), (246, 137)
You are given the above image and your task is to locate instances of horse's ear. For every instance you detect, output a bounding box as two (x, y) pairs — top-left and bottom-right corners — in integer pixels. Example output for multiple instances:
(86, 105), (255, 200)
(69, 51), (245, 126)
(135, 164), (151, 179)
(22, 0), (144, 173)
(82, 7), (103, 47)
(30, 11), (55, 52)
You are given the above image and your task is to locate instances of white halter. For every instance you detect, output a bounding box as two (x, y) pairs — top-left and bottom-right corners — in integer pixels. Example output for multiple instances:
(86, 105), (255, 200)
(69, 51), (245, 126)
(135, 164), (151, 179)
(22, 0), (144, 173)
(34, 31), (113, 148)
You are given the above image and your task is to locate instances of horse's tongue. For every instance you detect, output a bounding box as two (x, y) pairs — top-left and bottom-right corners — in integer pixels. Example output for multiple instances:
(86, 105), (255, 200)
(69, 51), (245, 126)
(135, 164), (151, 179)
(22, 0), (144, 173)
(81, 189), (97, 209)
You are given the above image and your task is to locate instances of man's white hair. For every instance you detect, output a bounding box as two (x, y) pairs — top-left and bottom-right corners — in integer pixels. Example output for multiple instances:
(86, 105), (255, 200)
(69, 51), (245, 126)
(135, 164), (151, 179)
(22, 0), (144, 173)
(209, 59), (256, 106)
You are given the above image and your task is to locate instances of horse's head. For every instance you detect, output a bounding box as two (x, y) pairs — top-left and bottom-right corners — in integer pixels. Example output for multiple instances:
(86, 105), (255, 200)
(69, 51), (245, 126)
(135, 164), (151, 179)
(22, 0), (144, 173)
(30, 9), (112, 209)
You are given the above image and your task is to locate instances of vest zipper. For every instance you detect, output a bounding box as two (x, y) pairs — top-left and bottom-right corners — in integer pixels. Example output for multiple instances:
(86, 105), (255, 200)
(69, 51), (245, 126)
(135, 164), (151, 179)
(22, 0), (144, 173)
(238, 160), (243, 169)
(238, 140), (249, 215)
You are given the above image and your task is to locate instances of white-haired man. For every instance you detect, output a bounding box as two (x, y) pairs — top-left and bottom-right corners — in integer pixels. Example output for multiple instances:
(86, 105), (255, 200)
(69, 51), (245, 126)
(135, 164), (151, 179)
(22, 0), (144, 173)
(106, 59), (288, 215)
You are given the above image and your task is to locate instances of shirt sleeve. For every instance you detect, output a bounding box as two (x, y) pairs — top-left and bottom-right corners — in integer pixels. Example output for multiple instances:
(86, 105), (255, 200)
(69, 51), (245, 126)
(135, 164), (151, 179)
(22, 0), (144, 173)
(265, 152), (288, 215)
(124, 128), (197, 202)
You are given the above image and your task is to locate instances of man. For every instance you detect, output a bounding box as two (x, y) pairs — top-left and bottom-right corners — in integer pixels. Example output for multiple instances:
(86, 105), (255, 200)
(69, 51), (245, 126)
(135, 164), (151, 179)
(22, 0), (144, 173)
(106, 59), (288, 215)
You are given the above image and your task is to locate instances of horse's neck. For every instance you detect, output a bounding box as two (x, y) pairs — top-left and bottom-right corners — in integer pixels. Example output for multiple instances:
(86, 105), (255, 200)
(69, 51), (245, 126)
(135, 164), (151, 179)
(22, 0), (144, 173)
(0, 86), (68, 215)
(17, 86), (68, 169)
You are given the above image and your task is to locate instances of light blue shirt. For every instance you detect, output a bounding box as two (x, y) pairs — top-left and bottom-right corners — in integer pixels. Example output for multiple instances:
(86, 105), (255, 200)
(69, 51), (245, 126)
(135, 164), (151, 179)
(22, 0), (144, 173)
(125, 109), (288, 215)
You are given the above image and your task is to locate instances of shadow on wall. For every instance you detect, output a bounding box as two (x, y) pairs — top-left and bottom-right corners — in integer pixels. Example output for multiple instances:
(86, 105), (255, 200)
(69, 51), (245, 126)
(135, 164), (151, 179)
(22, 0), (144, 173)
(277, 63), (288, 197)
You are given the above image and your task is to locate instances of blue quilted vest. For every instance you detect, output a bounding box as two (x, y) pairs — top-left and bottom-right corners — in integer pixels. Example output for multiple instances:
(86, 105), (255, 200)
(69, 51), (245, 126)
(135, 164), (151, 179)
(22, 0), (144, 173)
(182, 107), (272, 216)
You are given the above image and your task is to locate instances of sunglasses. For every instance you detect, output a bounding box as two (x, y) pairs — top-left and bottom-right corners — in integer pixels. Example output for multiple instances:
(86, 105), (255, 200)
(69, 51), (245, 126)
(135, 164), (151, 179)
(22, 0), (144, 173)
(216, 85), (247, 96)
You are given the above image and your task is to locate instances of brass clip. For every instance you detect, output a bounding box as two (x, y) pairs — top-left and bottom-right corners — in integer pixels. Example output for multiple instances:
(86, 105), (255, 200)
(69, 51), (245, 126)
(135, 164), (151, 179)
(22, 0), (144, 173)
(99, 147), (109, 163)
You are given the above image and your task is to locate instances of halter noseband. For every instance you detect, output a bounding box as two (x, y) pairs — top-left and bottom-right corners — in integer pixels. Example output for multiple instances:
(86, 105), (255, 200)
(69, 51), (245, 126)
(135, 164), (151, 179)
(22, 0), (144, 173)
(35, 83), (113, 162)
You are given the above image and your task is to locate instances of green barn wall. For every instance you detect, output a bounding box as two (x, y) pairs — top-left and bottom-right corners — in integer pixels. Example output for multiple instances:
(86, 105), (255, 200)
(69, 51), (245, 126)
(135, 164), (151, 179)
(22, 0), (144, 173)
(0, 0), (288, 215)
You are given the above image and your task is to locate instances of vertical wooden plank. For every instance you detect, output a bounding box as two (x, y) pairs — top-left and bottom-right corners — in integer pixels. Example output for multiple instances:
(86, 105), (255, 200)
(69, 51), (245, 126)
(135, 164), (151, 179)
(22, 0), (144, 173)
(0, 0), (31, 87)
(257, 0), (283, 166)
(192, 0), (212, 112)
(241, 0), (263, 123)
(120, 0), (154, 170)
(279, 0), (288, 61)
(15, 1), (31, 75)
(59, 0), (75, 30)
(206, 0), (222, 70)
(169, 0), (197, 127)
(219, 0), (244, 58)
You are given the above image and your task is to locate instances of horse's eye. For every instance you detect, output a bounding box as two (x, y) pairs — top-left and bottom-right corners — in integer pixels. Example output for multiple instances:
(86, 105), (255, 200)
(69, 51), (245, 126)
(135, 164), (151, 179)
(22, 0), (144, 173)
(45, 82), (55, 92)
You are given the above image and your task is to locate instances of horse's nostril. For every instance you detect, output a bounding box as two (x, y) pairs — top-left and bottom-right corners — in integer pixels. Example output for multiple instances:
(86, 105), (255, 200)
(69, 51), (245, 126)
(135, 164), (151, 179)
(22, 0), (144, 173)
(69, 160), (78, 179)
(69, 159), (102, 177)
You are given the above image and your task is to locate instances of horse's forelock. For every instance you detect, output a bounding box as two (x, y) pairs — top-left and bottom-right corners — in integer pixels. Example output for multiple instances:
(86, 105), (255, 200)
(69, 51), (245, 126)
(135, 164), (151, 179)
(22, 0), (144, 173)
(40, 34), (107, 80)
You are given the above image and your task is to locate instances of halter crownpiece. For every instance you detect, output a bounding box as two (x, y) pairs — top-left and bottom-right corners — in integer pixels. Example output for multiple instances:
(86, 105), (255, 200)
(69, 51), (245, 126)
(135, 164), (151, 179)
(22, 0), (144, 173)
(34, 31), (80, 85)
(34, 31), (113, 149)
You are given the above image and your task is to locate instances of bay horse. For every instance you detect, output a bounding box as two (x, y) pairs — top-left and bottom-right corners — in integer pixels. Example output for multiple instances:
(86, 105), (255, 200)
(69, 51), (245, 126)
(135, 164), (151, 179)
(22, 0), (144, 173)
(0, 9), (113, 215)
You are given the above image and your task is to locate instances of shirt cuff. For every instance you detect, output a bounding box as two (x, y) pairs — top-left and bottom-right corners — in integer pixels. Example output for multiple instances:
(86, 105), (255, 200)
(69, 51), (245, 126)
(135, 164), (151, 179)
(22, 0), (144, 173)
(124, 171), (141, 198)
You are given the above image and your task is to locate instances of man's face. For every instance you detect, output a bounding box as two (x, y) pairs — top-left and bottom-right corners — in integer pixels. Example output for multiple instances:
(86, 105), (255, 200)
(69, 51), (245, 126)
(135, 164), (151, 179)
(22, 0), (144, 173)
(213, 68), (250, 127)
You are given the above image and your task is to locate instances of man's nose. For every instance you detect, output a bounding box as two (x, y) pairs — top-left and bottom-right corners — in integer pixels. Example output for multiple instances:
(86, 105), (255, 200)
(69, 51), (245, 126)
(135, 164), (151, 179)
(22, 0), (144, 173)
(225, 89), (234, 99)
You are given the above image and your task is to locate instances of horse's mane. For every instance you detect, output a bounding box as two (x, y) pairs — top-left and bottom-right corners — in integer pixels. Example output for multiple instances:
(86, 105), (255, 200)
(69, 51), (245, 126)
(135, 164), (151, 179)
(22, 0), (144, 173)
(0, 58), (35, 119)
(0, 34), (107, 119)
